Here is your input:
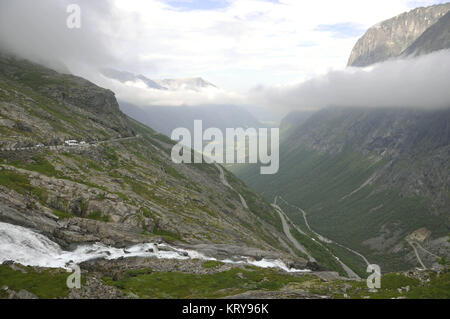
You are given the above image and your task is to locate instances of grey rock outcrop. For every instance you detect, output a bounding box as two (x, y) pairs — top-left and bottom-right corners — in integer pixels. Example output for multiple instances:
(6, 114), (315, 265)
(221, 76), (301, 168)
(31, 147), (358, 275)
(348, 3), (450, 66)
(402, 11), (450, 57)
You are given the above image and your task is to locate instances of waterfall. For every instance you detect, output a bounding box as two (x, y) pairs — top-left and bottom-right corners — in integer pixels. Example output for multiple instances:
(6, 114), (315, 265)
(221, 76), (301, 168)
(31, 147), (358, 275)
(0, 222), (64, 268)
(0, 222), (309, 272)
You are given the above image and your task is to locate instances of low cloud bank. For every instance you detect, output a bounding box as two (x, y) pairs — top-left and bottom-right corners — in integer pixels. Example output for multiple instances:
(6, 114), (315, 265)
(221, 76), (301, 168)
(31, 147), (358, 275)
(65, 49), (450, 117)
(90, 74), (246, 108)
(0, 0), (115, 72)
(250, 50), (450, 112)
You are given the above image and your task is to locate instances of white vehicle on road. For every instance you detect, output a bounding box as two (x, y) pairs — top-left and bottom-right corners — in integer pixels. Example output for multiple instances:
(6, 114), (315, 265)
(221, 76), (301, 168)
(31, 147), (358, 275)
(64, 140), (79, 146)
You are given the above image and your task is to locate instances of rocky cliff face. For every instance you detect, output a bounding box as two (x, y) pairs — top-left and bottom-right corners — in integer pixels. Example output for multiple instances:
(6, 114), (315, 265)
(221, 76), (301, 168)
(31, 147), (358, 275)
(402, 10), (450, 57)
(348, 3), (450, 66)
(0, 55), (134, 143)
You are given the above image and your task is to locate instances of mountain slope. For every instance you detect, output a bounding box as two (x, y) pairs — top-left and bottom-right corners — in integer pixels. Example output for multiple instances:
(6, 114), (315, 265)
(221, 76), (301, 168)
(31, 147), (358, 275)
(234, 107), (450, 272)
(0, 55), (312, 268)
(348, 3), (450, 67)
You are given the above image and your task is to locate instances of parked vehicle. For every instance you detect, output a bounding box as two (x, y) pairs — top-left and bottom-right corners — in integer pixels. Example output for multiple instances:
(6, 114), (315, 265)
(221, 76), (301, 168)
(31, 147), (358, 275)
(64, 140), (79, 146)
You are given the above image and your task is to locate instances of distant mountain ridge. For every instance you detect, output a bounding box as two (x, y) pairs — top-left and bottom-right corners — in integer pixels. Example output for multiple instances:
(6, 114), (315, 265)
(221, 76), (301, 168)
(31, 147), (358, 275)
(119, 101), (264, 138)
(102, 69), (265, 142)
(155, 77), (217, 91)
(100, 68), (166, 89)
(101, 68), (216, 92)
(348, 3), (450, 66)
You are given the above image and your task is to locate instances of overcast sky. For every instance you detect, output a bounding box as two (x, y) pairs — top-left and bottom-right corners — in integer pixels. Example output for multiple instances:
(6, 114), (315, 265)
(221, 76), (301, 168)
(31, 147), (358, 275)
(0, 0), (449, 116)
(0, 0), (446, 88)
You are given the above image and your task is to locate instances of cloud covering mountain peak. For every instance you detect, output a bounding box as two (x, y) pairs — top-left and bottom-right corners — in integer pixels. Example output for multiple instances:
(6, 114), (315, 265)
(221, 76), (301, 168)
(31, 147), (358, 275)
(250, 49), (450, 112)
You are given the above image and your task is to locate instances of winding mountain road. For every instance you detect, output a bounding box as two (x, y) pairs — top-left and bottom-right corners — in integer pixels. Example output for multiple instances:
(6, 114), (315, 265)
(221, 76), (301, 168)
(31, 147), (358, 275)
(215, 163), (248, 209)
(415, 242), (441, 260)
(278, 196), (370, 267)
(406, 238), (442, 269)
(277, 196), (331, 243)
(276, 196), (369, 280)
(0, 135), (141, 152)
(272, 201), (315, 262)
(407, 239), (427, 269)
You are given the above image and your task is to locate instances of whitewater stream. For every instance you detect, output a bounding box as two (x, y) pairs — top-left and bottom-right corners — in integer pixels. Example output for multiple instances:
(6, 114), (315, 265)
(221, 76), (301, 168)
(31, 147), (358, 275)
(0, 222), (309, 273)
